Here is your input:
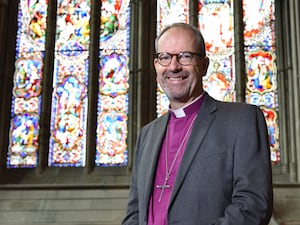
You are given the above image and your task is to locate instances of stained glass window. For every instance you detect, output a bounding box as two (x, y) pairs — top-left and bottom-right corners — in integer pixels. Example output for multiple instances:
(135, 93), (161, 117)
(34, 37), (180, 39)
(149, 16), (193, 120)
(48, 0), (90, 167)
(96, 0), (131, 166)
(199, 0), (235, 102)
(243, 0), (280, 164)
(156, 0), (280, 164)
(7, 0), (48, 168)
(156, 0), (190, 116)
(7, 0), (131, 169)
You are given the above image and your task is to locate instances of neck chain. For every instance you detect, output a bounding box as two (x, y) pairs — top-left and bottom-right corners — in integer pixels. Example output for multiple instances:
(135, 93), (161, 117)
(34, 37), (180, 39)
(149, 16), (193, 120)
(156, 114), (197, 202)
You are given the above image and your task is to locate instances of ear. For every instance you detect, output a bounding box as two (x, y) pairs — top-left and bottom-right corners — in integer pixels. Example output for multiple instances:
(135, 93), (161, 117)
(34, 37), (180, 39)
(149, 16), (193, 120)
(201, 56), (209, 76)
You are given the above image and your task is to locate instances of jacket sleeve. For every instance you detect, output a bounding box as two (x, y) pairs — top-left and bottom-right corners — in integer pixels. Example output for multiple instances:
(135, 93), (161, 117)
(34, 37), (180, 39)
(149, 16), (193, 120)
(121, 130), (142, 225)
(215, 105), (273, 225)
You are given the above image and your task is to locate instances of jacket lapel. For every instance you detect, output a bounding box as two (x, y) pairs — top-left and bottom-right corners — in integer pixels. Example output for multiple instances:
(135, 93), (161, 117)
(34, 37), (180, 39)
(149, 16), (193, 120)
(143, 114), (170, 212)
(168, 95), (217, 207)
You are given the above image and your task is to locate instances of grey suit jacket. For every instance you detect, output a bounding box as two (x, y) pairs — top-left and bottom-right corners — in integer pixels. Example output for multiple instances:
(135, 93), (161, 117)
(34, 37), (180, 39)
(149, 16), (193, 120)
(122, 93), (273, 225)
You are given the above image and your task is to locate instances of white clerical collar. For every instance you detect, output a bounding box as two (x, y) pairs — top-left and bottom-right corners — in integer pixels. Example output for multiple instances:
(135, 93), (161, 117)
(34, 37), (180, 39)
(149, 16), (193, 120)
(169, 93), (204, 118)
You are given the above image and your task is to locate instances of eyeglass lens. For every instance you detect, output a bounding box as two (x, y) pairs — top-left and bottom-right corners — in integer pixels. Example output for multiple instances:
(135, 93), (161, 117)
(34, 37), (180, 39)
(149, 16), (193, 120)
(157, 52), (194, 66)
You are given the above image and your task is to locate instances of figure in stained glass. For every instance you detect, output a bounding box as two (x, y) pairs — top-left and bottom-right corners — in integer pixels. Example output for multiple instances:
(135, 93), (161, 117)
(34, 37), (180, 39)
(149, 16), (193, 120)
(11, 114), (38, 147)
(56, 0), (90, 50)
(50, 75), (86, 165)
(54, 77), (85, 141)
(243, 0), (279, 164)
(97, 111), (127, 165)
(13, 58), (42, 99)
(48, 0), (90, 167)
(49, 55), (88, 167)
(204, 62), (232, 101)
(247, 52), (275, 93)
(28, 0), (47, 43)
(7, 0), (48, 168)
(9, 113), (39, 167)
(96, 0), (130, 166)
(100, 0), (121, 41)
(261, 108), (278, 149)
(100, 53), (129, 97)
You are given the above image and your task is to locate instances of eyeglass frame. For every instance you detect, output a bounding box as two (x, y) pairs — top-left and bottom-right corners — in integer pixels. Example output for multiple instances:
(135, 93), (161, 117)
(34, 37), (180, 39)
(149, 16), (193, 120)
(155, 51), (204, 66)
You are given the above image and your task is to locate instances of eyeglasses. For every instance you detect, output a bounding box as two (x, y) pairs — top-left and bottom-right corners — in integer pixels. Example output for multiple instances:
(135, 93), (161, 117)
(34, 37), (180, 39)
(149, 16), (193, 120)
(155, 51), (203, 66)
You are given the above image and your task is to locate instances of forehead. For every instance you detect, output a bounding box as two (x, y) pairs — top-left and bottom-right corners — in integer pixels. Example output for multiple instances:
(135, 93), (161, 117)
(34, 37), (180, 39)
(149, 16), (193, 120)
(157, 27), (198, 52)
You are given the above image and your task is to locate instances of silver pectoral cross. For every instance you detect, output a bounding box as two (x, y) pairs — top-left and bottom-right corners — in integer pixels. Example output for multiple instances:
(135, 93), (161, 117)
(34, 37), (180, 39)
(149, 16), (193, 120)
(156, 178), (170, 202)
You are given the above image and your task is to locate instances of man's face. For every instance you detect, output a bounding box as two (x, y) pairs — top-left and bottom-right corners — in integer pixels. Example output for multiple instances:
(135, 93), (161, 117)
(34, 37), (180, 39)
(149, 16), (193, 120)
(154, 27), (209, 109)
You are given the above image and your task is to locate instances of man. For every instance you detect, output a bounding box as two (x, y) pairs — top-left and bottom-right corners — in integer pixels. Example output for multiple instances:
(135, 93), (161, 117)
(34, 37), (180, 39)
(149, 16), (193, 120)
(122, 22), (273, 225)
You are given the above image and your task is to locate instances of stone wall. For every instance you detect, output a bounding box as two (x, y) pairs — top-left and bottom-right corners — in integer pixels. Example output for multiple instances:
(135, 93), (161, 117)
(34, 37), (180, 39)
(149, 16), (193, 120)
(0, 186), (299, 225)
(273, 186), (300, 225)
(0, 188), (128, 225)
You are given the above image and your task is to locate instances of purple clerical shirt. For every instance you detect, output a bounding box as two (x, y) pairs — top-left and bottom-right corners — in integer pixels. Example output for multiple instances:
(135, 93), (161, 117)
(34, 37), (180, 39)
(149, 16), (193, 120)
(148, 94), (205, 225)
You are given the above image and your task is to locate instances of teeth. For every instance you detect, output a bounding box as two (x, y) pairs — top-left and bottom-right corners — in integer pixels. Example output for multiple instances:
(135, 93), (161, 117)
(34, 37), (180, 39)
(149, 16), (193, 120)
(169, 77), (183, 81)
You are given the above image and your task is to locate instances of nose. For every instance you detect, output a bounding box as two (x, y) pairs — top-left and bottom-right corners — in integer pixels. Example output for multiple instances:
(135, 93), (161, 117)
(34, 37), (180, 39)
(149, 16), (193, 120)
(168, 55), (182, 71)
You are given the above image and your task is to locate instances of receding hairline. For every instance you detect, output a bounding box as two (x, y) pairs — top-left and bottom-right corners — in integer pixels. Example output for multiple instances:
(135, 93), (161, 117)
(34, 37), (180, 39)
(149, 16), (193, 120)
(155, 23), (206, 57)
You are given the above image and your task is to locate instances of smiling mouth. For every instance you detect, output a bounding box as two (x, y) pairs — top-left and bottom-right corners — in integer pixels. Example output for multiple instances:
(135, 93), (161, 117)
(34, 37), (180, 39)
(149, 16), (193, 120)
(168, 77), (186, 81)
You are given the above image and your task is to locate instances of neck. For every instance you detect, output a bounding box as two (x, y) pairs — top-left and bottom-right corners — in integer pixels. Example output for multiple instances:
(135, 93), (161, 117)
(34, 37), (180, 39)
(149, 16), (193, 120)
(169, 92), (204, 111)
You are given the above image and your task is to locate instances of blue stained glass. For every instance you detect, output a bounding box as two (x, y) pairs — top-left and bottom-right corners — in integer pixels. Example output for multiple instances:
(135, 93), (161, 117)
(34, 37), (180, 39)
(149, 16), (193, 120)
(48, 0), (90, 167)
(96, 0), (131, 166)
(7, 0), (48, 168)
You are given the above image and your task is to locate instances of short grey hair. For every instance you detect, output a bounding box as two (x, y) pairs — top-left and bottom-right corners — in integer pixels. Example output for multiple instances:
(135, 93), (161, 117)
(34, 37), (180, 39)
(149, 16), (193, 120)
(155, 23), (206, 57)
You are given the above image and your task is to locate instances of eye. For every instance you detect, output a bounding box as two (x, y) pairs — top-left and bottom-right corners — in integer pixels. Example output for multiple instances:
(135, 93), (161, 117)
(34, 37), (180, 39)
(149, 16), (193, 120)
(179, 52), (193, 60)
(159, 53), (171, 61)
